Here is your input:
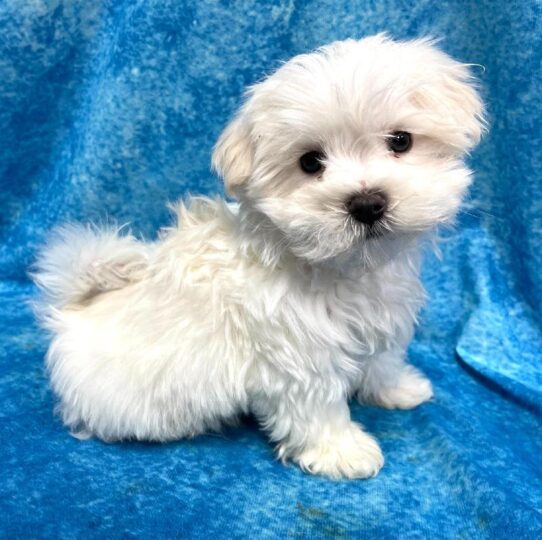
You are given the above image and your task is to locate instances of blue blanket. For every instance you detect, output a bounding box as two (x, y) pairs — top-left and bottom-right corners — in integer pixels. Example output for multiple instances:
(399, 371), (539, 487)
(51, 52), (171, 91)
(1, 1), (541, 538)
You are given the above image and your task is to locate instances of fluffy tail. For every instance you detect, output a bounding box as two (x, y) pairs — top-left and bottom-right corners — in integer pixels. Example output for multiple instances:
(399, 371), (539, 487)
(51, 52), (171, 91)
(31, 224), (151, 309)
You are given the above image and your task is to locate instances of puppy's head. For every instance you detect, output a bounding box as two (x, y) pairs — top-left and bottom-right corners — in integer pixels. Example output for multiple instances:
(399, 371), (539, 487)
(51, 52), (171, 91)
(213, 35), (486, 265)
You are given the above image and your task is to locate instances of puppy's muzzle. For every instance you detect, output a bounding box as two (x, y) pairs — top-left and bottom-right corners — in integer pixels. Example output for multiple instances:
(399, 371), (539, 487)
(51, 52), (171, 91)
(346, 191), (388, 225)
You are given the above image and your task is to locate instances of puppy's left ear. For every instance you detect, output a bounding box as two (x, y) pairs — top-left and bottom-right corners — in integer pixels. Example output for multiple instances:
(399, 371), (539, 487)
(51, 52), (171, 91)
(212, 111), (254, 197)
(412, 48), (487, 152)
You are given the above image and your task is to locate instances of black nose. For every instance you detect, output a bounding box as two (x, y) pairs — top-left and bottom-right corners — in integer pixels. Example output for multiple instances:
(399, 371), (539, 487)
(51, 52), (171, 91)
(346, 191), (388, 225)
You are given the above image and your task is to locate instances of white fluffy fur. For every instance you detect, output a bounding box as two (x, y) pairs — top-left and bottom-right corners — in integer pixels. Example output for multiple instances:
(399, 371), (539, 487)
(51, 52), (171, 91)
(33, 35), (485, 479)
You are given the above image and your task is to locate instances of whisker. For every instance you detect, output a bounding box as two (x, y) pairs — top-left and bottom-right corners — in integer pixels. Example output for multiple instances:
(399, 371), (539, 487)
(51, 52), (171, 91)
(459, 207), (503, 222)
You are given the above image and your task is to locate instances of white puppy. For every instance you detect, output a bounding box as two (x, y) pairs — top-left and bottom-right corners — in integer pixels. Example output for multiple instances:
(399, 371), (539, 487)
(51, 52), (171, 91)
(33, 35), (485, 479)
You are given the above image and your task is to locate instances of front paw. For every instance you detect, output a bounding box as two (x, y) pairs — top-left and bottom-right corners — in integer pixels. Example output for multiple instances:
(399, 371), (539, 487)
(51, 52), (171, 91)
(292, 424), (384, 480)
(362, 366), (433, 410)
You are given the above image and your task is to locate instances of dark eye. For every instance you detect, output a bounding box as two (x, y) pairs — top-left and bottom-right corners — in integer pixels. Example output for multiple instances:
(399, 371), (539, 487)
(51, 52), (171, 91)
(387, 131), (412, 154)
(299, 151), (325, 174)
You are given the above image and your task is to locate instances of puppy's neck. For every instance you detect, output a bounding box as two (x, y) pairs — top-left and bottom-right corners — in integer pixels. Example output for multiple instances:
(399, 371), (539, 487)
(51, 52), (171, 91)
(232, 199), (420, 284)
(234, 199), (295, 270)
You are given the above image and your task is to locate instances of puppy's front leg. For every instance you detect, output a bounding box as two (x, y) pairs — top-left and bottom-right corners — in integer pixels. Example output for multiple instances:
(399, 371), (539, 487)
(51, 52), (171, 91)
(251, 384), (383, 479)
(357, 348), (433, 410)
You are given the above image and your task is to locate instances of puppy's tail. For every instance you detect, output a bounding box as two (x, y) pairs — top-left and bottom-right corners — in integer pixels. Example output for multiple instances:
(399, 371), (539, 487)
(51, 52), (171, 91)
(31, 224), (151, 309)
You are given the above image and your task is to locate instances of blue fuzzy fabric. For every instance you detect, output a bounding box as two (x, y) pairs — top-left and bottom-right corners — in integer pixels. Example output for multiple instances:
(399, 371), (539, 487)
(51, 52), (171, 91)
(1, 1), (541, 538)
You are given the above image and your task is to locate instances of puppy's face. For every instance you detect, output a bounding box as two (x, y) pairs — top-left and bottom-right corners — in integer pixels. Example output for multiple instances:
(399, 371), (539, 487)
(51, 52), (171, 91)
(213, 35), (486, 265)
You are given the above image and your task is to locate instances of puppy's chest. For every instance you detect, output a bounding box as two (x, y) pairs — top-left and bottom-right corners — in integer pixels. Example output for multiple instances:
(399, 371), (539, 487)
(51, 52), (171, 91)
(299, 264), (424, 356)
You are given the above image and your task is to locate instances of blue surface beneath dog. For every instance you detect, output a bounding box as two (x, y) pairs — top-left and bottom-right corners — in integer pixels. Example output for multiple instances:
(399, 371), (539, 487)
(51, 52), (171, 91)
(1, 1), (541, 538)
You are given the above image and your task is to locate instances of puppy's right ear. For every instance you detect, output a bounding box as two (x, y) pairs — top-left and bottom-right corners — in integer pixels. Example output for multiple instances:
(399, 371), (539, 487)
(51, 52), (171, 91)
(212, 112), (254, 196)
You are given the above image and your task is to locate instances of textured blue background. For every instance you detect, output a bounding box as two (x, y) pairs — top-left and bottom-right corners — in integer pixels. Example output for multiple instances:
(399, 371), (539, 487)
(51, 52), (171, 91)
(1, 1), (541, 538)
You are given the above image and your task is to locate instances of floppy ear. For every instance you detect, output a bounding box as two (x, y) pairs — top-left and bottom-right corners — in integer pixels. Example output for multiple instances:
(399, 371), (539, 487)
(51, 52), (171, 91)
(438, 67), (486, 149)
(212, 112), (254, 196)
(412, 53), (487, 152)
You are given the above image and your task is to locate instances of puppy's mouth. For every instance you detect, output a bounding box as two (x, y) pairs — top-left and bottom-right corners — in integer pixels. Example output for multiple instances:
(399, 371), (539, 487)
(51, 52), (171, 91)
(364, 223), (387, 239)
(353, 220), (391, 241)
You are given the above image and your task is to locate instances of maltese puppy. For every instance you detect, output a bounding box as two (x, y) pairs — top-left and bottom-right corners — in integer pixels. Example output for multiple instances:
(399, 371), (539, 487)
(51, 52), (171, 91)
(33, 35), (485, 479)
